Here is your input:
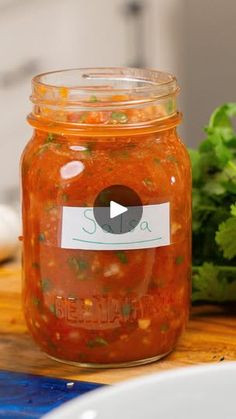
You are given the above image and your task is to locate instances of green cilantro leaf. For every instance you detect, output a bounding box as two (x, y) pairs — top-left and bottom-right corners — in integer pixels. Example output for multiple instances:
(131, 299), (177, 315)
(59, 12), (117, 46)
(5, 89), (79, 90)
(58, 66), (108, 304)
(230, 203), (236, 216)
(192, 263), (236, 302)
(190, 102), (236, 302)
(216, 217), (236, 259)
(207, 103), (236, 142)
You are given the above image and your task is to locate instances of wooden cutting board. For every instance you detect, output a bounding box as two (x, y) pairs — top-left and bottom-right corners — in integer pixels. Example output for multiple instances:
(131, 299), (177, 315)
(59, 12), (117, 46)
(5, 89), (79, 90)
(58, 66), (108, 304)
(0, 265), (236, 384)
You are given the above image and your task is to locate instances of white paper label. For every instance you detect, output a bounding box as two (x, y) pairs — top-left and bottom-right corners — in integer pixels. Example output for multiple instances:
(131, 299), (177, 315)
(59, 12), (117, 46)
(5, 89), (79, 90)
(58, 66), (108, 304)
(61, 203), (170, 250)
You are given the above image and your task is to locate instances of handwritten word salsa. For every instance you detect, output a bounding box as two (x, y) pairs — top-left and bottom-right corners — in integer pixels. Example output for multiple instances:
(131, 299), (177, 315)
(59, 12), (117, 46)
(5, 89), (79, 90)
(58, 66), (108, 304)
(21, 68), (191, 367)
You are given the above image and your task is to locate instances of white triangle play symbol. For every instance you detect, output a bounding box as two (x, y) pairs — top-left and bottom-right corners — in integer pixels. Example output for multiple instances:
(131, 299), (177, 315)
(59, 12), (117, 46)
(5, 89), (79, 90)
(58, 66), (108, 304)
(110, 200), (128, 219)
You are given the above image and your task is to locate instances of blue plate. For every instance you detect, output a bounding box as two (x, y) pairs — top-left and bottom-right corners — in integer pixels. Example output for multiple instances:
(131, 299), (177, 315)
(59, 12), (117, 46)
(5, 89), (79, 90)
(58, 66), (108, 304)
(0, 370), (104, 419)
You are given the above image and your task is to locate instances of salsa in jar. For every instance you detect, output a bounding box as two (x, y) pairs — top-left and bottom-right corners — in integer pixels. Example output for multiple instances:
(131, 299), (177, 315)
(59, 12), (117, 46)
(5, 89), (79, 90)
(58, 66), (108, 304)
(21, 68), (191, 367)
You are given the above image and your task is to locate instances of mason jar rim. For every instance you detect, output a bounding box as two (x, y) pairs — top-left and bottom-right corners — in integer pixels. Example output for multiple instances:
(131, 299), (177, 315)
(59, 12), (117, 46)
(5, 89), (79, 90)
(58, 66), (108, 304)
(31, 67), (179, 107)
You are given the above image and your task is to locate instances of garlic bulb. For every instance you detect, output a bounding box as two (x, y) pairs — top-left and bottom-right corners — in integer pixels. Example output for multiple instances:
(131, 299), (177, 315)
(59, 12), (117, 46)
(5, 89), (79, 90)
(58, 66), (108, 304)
(0, 204), (20, 262)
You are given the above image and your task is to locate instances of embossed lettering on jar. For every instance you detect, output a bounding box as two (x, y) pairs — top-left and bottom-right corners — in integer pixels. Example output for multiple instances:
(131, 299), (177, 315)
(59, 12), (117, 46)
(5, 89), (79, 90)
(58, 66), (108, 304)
(21, 68), (192, 368)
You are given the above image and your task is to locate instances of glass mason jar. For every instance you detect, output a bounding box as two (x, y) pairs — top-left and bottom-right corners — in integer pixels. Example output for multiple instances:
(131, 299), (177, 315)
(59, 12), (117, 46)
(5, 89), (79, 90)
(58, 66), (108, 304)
(21, 68), (191, 368)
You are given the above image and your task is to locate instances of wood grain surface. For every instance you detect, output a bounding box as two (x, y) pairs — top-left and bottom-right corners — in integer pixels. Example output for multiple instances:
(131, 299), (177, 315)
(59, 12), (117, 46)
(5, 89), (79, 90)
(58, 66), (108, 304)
(0, 265), (236, 384)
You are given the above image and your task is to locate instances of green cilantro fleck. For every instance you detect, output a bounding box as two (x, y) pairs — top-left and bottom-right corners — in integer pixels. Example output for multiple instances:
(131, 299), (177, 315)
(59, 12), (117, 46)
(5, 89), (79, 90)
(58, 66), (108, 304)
(49, 304), (56, 314)
(154, 158), (161, 165)
(36, 145), (50, 156)
(84, 147), (92, 156)
(45, 133), (55, 143)
(115, 251), (128, 264)
(61, 193), (69, 202)
(68, 256), (89, 275)
(32, 296), (40, 307)
(78, 259), (88, 270)
(79, 113), (88, 123)
(167, 155), (178, 163)
(166, 99), (175, 114)
(121, 303), (133, 317)
(87, 337), (108, 348)
(34, 133), (56, 155)
(38, 233), (46, 242)
(89, 95), (99, 103)
(41, 278), (51, 292)
(175, 255), (184, 265)
(111, 111), (128, 124)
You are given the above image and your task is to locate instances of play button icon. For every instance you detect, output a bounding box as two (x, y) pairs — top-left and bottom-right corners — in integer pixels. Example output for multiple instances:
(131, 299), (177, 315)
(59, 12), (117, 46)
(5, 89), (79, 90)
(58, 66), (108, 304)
(93, 185), (143, 235)
(110, 201), (128, 219)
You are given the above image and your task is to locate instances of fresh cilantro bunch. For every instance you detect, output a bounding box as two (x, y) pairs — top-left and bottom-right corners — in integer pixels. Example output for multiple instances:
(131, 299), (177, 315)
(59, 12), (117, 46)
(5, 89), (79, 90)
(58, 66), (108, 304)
(189, 103), (236, 302)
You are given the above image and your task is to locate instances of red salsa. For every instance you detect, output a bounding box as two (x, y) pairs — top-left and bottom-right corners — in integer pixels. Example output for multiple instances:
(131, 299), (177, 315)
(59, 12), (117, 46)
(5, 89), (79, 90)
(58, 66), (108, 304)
(21, 68), (191, 367)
